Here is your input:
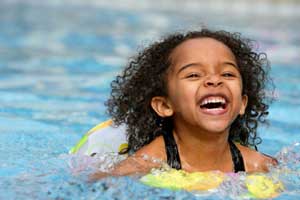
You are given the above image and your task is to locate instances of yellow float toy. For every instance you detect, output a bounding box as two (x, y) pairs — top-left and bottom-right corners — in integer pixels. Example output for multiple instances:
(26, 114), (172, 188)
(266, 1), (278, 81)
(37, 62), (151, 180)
(140, 169), (224, 191)
(140, 169), (284, 199)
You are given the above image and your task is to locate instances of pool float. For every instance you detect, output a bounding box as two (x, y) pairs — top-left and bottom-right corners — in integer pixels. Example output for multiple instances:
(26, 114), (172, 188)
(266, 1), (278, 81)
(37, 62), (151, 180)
(140, 169), (224, 191)
(69, 119), (128, 156)
(245, 174), (283, 199)
(140, 169), (284, 199)
(70, 120), (284, 198)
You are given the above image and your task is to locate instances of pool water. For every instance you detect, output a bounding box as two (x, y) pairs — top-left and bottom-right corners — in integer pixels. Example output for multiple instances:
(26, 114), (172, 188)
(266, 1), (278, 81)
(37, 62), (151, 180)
(0, 1), (300, 199)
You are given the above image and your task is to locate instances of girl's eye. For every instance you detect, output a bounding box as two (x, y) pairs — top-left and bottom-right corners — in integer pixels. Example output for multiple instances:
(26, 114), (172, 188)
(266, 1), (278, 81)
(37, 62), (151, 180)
(222, 72), (235, 77)
(186, 73), (200, 79)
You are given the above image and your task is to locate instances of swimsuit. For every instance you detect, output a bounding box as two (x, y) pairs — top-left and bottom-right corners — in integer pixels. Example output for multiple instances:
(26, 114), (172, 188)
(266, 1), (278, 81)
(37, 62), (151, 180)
(162, 130), (245, 172)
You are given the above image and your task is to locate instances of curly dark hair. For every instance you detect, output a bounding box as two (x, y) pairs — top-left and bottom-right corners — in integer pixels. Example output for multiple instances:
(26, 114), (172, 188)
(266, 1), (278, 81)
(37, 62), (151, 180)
(106, 28), (274, 152)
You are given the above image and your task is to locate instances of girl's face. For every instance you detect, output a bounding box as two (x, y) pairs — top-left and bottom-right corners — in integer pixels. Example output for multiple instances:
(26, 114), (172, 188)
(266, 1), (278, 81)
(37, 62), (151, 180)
(161, 37), (248, 134)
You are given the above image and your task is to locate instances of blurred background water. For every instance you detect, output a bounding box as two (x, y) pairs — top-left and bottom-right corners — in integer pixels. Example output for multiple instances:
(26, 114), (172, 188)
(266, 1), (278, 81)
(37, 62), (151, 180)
(0, 0), (300, 199)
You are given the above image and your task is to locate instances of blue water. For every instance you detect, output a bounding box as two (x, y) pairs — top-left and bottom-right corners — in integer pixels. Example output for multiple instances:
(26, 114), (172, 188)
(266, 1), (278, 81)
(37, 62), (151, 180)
(0, 1), (300, 199)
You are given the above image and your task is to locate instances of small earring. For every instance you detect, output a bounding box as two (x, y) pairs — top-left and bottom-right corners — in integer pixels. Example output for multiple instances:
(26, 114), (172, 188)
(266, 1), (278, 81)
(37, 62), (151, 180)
(154, 118), (164, 135)
(156, 118), (164, 128)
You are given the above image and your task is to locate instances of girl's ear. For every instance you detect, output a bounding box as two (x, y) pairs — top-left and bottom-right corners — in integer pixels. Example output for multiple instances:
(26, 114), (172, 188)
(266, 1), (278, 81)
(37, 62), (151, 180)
(239, 94), (248, 115)
(151, 96), (174, 117)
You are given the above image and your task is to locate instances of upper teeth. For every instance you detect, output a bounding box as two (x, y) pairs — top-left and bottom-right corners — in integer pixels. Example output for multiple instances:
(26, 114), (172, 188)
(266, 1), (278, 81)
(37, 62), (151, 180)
(200, 96), (226, 106)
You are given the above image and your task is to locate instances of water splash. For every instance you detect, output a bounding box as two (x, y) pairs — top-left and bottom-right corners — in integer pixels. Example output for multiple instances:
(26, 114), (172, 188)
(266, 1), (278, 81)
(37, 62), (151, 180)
(273, 142), (300, 196)
(66, 153), (127, 175)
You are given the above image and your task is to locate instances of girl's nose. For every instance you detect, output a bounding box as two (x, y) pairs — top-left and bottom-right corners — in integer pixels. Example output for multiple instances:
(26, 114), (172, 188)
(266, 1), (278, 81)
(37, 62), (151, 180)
(204, 75), (223, 87)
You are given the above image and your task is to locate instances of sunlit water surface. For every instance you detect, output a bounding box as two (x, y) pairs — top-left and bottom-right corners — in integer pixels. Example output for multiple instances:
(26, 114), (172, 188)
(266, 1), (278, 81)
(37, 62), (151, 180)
(0, 1), (300, 199)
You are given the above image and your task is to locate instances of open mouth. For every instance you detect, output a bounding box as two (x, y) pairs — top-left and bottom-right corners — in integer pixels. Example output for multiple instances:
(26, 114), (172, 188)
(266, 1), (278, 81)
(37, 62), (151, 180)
(199, 95), (228, 113)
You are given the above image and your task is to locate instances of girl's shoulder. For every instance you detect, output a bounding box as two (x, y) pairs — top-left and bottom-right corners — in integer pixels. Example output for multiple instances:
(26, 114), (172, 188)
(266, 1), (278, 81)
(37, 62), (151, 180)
(134, 135), (166, 161)
(236, 144), (277, 173)
(104, 136), (166, 176)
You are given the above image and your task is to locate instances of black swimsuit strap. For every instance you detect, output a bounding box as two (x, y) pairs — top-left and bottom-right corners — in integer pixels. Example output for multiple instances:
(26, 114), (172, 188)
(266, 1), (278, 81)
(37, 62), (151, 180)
(162, 130), (181, 170)
(163, 131), (245, 172)
(228, 140), (245, 172)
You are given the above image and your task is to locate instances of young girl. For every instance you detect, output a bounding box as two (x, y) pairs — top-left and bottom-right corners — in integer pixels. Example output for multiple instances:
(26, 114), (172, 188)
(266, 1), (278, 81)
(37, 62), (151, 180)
(94, 29), (276, 178)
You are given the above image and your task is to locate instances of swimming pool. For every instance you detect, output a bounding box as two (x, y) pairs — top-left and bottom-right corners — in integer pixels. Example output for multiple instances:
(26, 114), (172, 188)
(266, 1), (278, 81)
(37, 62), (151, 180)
(0, 1), (300, 199)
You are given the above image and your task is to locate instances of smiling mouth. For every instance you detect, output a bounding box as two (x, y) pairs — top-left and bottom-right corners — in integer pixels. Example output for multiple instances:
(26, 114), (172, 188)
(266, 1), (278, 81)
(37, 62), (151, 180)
(199, 95), (228, 114)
